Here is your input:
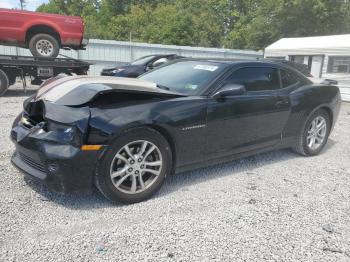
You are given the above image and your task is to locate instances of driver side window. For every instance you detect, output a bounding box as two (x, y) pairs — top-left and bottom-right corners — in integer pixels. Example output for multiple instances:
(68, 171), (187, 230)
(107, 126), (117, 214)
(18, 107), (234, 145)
(225, 67), (280, 91)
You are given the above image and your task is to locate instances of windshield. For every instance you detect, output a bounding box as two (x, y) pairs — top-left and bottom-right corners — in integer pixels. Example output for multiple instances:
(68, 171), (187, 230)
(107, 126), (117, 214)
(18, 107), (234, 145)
(131, 55), (156, 65)
(139, 61), (228, 95)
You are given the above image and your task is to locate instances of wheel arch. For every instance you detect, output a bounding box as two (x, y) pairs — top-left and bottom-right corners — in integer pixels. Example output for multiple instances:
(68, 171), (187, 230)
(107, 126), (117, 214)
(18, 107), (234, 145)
(144, 124), (177, 172)
(25, 24), (61, 46)
(319, 106), (333, 128)
(100, 123), (177, 172)
(305, 105), (334, 130)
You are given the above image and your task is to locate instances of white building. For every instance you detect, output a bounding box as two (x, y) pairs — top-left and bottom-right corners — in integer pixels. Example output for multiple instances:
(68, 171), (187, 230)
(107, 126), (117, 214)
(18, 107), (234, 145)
(265, 34), (350, 101)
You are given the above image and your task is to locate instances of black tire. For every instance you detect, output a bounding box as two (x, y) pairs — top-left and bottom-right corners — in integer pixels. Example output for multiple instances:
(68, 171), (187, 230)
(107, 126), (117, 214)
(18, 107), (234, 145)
(95, 127), (172, 204)
(293, 109), (331, 156)
(28, 33), (60, 58)
(0, 69), (9, 96)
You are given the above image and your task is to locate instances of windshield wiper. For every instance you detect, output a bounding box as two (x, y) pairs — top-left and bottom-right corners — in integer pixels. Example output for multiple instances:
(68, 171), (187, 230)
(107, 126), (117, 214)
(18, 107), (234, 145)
(156, 84), (170, 91)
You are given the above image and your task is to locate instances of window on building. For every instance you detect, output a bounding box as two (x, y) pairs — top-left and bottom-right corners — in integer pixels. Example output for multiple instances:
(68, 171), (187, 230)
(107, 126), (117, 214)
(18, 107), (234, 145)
(266, 56), (286, 60)
(289, 55), (312, 70)
(225, 67), (280, 91)
(327, 56), (350, 73)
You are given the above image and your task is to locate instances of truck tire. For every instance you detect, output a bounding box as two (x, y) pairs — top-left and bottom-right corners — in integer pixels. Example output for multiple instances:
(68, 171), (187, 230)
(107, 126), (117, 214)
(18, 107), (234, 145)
(0, 69), (9, 96)
(29, 33), (60, 58)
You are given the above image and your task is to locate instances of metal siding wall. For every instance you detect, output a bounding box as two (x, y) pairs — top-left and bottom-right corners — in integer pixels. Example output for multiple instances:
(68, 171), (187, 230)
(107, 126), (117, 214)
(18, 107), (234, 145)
(1, 39), (262, 77)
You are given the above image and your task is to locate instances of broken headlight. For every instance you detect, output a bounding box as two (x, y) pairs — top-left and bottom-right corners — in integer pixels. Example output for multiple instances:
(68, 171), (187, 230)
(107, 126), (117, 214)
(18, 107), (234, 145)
(47, 121), (73, 132)
(46, 121), (77, 142)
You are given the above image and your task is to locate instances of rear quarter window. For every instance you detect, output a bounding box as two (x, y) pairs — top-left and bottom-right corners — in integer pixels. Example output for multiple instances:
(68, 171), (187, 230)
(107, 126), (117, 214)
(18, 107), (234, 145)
(280, 69), (300, 88)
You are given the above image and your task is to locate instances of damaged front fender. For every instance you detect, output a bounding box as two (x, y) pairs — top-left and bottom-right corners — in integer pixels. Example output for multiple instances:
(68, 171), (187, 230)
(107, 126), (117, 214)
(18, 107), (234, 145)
(19, 100), (91, 146)
(10, 101), (100, 194)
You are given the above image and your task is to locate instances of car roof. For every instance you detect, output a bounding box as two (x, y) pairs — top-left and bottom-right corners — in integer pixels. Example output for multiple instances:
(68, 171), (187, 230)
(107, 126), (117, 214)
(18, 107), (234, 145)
(174, 58), (314, 74)
(140, 54), (177, 58)
(173, 57), (286, 66)
(172, 58), (312, 84)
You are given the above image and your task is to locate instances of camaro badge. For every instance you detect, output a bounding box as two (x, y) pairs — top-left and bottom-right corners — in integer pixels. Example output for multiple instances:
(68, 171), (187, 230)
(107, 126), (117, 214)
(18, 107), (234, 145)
(181, 124), (206, 131)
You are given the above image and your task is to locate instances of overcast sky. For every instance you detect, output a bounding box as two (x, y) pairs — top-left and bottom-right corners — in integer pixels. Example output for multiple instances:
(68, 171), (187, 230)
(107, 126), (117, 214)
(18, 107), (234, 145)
(0, 0), (49, 11)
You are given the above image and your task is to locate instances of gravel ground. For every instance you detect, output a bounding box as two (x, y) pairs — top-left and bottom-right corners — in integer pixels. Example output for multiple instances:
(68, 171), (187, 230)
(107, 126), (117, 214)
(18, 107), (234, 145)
(0, 84), (350, 262)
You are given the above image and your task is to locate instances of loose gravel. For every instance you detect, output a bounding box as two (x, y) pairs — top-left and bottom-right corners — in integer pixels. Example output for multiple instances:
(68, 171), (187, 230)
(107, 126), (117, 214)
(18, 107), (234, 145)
(1, 85), (350, 262)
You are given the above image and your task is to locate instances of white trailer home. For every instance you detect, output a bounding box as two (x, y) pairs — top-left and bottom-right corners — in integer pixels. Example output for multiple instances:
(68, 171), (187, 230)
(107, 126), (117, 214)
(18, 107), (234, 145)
(265, 34), (350, 101)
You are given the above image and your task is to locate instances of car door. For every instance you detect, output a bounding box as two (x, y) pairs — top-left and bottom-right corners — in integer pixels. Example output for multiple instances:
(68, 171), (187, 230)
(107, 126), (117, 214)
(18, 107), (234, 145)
(277, 68), (307, 139)
(205, 66), (291, 159)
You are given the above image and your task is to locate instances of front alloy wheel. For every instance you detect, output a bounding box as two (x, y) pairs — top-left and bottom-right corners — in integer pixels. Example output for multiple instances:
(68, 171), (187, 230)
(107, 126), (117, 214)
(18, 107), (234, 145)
(110, 140), (163, 194)
(95, 127), (172, 204)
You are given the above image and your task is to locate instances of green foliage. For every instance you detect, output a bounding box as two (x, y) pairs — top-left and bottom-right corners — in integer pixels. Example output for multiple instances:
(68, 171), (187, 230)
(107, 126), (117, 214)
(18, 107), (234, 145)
(36, 0), (350, 50)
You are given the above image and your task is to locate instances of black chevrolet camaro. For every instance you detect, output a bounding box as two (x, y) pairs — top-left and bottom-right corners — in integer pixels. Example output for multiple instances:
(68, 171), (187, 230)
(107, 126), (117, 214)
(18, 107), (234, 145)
(11, 59), (341, 204)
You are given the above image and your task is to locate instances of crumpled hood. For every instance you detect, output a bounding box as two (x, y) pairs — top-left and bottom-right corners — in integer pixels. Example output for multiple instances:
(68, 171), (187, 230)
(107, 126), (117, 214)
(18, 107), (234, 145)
(21, 76), (185, 141)
(33, 75), (185, 106)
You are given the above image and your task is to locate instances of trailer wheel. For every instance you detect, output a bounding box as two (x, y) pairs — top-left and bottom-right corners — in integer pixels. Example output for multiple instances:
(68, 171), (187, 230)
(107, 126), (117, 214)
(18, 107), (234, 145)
(29, 33), (60, 58)
(0, 69), (9, 96)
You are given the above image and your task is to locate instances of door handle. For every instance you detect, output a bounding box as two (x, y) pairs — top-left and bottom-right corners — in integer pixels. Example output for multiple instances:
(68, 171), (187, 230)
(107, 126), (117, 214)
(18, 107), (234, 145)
(276, 98), (289, 107)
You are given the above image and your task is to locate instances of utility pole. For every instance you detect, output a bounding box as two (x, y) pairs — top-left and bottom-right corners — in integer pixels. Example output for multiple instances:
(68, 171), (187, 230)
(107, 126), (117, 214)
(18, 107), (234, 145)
(129, 32), (133, 61)
(19, 0), (26, 10)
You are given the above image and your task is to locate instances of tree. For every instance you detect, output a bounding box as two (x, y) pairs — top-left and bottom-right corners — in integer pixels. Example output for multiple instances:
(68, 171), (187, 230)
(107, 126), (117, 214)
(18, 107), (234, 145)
(108, 4), (196, 46)
(36, 0), (350, 50)
(223, 0), (350, 49)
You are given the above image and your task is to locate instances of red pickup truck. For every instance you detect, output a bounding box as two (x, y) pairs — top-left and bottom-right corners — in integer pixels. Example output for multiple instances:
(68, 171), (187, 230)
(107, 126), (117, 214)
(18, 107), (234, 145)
(0, 9), (88, 58)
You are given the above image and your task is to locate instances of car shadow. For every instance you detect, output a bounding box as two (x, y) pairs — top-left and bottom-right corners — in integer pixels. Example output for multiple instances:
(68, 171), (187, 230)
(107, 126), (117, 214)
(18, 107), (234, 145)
(160, 138), (337, 198)
(24, 177), (117, 209)
(24, 141), (337, 209)
(23, 148), (298, 209)
(157, 148), (296, 198)
(320, 138), (336, 154)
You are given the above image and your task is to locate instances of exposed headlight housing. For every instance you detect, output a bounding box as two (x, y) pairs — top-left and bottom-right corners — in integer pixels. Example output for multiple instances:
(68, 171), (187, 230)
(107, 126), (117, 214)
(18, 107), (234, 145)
(46, 121), (77, 142)
(47, 121), (72, 132)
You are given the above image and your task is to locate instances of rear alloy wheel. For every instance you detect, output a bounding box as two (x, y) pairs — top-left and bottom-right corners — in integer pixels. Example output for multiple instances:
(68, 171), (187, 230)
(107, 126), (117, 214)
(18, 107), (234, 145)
(29, 33), (60, 58)
(95, 128), (172, 204)
(306, 116), (327, 151)
(293, 109), (331, 156)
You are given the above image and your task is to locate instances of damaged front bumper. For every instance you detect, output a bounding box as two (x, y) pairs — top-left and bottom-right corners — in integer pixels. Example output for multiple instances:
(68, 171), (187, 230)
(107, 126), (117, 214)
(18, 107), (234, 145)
(10, 107), (104, 194)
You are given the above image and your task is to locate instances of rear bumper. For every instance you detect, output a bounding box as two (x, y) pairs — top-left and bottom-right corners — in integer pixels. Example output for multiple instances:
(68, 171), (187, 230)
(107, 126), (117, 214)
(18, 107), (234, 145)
(10, 122), (103, 194)
(76, 38), (89, 50)
(66, 38), (89, 50)
(81, 38), (89, 47)
(331, 90), (342, 132)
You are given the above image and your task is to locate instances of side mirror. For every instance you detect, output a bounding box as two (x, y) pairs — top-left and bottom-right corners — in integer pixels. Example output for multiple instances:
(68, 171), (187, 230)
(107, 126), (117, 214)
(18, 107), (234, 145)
(152, 61), (166, 68)
(321, 79), (338, 85)
(213, 84), (246, 100)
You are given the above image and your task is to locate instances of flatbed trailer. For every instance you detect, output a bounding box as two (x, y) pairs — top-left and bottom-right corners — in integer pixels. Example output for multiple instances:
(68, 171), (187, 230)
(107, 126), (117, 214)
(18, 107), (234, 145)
(0, 54), (91, 96)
